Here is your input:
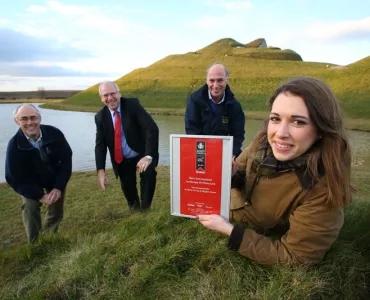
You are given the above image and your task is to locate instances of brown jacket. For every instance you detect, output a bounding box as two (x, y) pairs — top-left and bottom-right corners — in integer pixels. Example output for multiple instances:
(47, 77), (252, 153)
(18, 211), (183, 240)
(228, 146), (344, 265)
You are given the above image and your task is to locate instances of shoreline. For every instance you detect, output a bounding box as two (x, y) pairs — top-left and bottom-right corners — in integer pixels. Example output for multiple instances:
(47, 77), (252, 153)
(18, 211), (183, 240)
(1, 101), (369, 132)
(39, 102), (370, 132)
(0, 99), (64, 104)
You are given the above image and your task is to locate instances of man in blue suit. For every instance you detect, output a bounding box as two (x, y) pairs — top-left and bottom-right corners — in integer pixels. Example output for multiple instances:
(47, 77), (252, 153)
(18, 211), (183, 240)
(94, 81), (159, 211)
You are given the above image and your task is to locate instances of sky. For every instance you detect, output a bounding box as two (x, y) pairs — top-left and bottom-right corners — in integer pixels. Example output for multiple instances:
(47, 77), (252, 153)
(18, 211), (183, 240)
(0, 0), (369, 91)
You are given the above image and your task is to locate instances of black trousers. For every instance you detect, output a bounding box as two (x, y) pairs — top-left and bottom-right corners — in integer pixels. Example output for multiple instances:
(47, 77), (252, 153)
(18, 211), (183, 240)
(117, 157), (157, 210)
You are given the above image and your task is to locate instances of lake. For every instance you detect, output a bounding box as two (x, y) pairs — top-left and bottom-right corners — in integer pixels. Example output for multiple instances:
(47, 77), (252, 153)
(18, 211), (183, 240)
(1, 103), (369, 183)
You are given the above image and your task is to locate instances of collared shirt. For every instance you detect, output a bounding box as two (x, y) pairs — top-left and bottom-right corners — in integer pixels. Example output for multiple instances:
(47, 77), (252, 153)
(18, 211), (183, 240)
(208, 90), (225, 117)
(26, 129), (43, 149)
(208, 90), (225, 105)
(26, 129), (49, 162)
(109, 106), (138, 159)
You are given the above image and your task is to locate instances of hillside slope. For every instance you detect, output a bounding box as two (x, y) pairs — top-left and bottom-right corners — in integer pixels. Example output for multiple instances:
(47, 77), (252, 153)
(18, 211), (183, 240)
(63, 38), (370, 119)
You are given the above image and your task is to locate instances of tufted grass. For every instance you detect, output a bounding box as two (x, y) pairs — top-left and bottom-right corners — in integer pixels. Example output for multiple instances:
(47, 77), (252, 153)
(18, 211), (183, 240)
(0, 163), (369, 299)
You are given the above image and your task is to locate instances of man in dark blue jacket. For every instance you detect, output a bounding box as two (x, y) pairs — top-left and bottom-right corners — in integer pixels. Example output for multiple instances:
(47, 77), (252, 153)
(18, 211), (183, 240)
(185, 64), (245, 157)
(5, 104), (72, 243)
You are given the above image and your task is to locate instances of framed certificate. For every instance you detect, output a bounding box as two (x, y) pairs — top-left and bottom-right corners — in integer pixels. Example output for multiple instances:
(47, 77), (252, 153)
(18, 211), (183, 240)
(170, 134), (233, 220)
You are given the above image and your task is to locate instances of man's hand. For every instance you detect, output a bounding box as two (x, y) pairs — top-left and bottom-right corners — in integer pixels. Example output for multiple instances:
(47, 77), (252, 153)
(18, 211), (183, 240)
(47, 188), (62, 203)
(136, 156), (152, 173)
(98, 169), (110, 191)
(40, 194), (52, 205)
(40, 188), (61, 205)
(198, 214), (234, 236)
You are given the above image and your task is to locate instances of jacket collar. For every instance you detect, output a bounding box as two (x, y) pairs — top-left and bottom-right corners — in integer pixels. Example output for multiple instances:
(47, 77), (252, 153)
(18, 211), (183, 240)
(16, 125), (56, 150)
(253, 140), (325, 190)
(198, 84), (235, 105)
(108, 104), (121, 117)
(295, 162), (325, 189)
(104, 98), (124, 115)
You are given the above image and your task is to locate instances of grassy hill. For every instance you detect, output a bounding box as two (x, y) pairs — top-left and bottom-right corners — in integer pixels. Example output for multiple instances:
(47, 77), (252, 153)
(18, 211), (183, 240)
(1, 164), (369, 299)
(197, 38), (302, 61)
(43, 38), (370, 119)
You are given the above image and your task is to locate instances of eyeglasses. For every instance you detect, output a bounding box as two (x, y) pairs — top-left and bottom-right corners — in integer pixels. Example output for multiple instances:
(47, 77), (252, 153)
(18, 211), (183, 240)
(18, 116), (39, 123)
(101, 91), (119, 99)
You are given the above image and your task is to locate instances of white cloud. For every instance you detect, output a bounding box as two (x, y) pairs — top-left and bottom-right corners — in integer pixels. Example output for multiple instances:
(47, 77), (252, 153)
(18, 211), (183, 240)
(3, 0), (366, 91)
(186, 14), (246, 29)
(264, 27), (369, 65)
(46, 0), (93, 16)
(186, 1), (252, 30)
(8, 0), (158, 74)
(187, 15), (226, 29)
(15, 1), (151, 49)
(0, 1), (187, 85)
(205, 0), (253, 12)
(306, 16), (370, 41)
(27, 5), (48, 13)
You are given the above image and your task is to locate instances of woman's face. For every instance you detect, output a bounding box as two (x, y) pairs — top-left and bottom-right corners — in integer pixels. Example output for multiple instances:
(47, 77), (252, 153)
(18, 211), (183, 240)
(267, 92), (318, 161)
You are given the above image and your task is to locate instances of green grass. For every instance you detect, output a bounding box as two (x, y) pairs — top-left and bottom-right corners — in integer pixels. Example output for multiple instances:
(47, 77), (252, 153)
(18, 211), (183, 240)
(41, 38), (370, 121)
(197, 38), (302, 61)
(197, 38), (246, 54)
(1, 164), (369, 299)
(38, 42), (370, 130)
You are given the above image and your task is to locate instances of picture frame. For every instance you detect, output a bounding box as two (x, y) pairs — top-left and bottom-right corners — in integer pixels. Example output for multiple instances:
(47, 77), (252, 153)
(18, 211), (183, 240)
(170, 134), (233, 219)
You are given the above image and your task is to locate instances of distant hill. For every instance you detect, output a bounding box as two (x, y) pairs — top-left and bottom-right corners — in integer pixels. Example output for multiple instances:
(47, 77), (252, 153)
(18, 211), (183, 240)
(196, 38), (302, 61)
(61, 37), (370, 119)
(0, 90), (81, 100)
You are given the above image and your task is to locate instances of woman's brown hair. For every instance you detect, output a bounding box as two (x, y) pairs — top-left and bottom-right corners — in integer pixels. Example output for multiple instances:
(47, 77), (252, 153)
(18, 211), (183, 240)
(251, 76), (353, 207)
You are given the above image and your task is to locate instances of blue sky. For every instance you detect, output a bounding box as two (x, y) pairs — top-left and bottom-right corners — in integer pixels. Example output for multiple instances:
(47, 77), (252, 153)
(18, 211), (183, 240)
(0, 0), (369, 91)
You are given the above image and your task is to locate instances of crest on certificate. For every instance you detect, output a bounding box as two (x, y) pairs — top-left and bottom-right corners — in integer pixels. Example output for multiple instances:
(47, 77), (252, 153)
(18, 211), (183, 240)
(196, 141), (206, 173)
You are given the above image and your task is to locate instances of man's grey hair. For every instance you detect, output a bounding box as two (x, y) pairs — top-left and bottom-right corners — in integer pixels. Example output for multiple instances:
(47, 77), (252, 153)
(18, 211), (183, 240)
(98, 81), (120, 95)
(13, 103), (41, 119)
(206, 63), (229, 77)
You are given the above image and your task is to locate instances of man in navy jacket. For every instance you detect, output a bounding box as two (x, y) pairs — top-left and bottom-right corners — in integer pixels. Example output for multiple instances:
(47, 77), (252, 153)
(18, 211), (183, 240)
(185, 64), (245, 157)
(5, 104), (72, 243)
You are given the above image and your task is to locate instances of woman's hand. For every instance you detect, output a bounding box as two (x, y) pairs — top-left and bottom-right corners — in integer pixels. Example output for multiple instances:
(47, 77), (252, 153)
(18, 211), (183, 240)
(198, 214), (234, 236)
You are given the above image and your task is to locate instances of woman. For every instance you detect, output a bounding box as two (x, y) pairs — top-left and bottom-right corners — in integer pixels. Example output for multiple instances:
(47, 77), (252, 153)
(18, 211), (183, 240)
(198, 77), (353, 265)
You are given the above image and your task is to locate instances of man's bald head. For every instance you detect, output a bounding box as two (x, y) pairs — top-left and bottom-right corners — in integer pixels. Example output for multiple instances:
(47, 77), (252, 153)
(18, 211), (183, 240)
(206, 63), (229, 103)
